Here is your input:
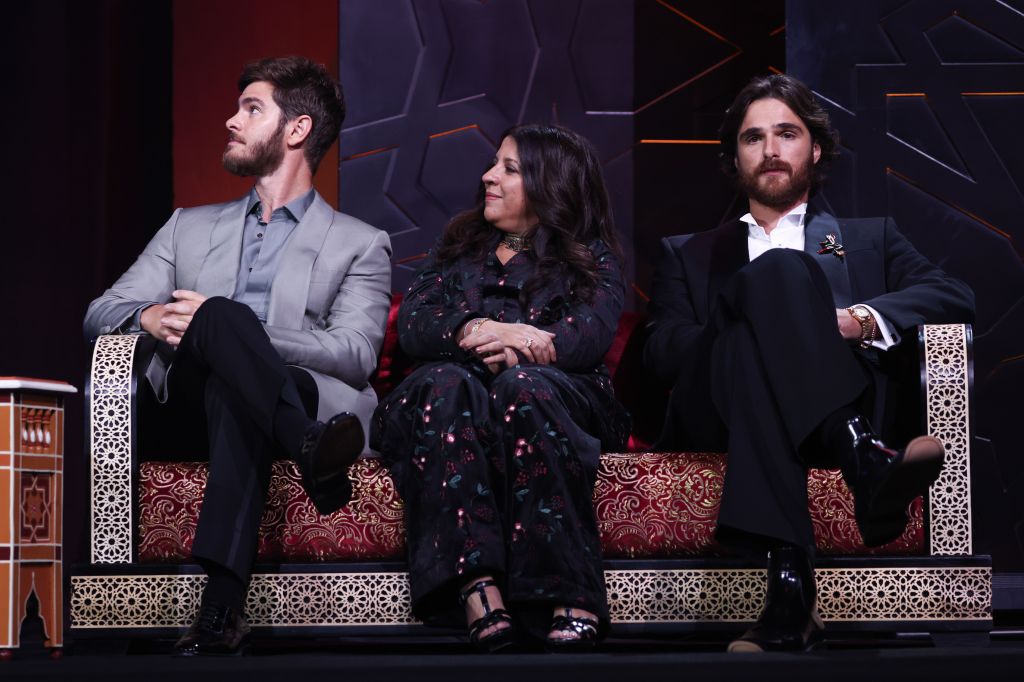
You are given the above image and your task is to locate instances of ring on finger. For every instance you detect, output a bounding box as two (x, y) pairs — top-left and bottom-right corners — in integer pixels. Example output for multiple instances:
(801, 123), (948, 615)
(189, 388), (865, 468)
(525, 337), (534, 349)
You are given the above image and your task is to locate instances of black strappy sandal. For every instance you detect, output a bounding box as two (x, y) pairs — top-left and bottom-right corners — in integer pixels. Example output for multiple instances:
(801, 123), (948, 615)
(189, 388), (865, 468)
(546, 607), (599, 652)
(459, 579), (516, 653)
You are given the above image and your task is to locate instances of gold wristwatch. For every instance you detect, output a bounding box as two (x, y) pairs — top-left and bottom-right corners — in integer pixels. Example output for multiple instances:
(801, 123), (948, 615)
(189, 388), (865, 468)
(846, 305), (876, 349)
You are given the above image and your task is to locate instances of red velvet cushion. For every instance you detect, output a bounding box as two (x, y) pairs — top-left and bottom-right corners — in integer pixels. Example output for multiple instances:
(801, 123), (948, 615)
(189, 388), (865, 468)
(138, 455), (923, 563)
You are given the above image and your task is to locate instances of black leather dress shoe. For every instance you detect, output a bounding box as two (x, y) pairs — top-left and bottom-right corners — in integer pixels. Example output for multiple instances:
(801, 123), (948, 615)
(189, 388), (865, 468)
(173, 602), (250, 657)
(297, 412), (364, 515)
(839, 416), (945, 547)
(729, 545), (823, 653)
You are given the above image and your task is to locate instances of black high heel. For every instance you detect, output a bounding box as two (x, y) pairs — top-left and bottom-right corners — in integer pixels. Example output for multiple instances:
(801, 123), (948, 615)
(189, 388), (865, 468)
(459, 579), (515, 653)
(546, 607), (599, 652)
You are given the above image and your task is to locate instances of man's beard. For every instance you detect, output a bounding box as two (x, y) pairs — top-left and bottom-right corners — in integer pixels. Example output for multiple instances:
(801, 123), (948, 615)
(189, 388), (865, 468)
(222, 122), (286, 177)
(737, 152), (814, 209)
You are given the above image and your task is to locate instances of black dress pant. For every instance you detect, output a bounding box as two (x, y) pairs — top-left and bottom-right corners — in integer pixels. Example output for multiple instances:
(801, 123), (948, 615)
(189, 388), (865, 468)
(667, 250), (871, 553)
(162, 297), (318, 583)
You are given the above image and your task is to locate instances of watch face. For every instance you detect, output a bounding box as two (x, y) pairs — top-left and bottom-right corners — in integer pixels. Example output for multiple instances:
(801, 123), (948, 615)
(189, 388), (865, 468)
(852, 307), (868, 320)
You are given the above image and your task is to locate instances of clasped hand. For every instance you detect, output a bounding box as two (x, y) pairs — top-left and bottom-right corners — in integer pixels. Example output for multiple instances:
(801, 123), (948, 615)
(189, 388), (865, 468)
(458, 320), (557, 373)
(140, 290), (208, 347)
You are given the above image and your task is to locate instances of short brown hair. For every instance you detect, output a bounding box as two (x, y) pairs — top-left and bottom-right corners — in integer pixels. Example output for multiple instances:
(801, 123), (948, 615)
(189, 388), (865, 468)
(718, 73), (839, 189)
(238, 56), (345, 173)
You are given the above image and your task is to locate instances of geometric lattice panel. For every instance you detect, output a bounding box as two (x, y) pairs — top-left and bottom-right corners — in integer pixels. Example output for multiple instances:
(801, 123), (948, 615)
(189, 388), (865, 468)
(70, 564), (990, 629)
(89, 334), (139, 564)
(923, 324), (973, 556)
(607, 566), (990, 623)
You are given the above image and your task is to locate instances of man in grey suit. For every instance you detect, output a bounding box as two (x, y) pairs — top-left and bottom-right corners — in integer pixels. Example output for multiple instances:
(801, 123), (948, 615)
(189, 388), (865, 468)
(84, 56), (392, 656)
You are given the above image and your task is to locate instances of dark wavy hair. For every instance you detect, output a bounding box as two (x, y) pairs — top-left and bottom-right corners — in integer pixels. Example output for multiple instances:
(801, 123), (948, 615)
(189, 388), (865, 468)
(436, 124), (622, 304)
(718, 73), (839, 189)
(238, 56), (345, 174)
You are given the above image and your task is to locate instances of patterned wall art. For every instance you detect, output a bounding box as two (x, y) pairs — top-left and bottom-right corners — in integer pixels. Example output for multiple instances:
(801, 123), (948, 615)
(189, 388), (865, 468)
(338, 0), (636, 298)
(788, 0), (1024, 576)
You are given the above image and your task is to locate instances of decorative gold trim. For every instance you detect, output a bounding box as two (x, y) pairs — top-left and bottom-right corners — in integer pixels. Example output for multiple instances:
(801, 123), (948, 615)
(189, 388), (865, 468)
(89, 335), (138, 564)
(70, 566), (990, 629)
(923, 325), (972, 556)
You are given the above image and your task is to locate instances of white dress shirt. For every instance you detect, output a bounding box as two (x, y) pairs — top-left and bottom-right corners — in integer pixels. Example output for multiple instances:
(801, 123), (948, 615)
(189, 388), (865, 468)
(739, 203), (897, 350)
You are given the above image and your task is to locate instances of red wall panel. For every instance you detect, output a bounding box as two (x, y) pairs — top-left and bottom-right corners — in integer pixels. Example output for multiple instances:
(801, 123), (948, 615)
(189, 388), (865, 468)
(172, 0), (339, 208)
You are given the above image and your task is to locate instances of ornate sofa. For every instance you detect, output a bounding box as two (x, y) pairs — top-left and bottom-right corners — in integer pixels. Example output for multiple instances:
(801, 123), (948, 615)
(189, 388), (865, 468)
(70, 303), (989, 641)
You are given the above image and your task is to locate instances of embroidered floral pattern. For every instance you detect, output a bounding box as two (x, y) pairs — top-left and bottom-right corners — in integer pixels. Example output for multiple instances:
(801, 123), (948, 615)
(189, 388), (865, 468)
(371, 236), (630, 631)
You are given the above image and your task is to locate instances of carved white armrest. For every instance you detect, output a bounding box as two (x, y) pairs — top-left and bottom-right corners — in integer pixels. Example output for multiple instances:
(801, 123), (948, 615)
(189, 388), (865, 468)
(87, 334), (143, 564)
(920, 324), (973, 556)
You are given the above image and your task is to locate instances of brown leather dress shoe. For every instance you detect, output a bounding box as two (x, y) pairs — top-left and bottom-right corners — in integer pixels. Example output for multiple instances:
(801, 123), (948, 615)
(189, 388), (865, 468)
(728, 545), (824, 653)
(839, 416), (945, 547)
(297, 412), (364, 515)
(173, 602), (250, 657)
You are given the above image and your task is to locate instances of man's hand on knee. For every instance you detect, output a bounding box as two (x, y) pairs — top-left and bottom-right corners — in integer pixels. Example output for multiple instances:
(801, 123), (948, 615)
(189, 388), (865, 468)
(836, 308), (862, 341)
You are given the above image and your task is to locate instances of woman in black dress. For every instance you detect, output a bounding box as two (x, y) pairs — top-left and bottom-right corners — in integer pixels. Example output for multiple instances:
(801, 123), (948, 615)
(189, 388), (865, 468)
(370, 124), (630, 651)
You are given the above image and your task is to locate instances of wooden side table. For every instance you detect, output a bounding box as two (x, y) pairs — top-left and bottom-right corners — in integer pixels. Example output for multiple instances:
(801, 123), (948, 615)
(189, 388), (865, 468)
(0, 377), (76, 660)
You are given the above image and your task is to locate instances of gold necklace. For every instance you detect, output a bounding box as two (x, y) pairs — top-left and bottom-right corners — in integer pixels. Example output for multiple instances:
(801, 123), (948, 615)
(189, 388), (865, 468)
(500, 232), (530, 252)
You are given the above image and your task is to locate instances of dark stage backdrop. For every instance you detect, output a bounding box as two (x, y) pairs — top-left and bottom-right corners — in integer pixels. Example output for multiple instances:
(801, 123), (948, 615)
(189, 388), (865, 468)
(336, 0), (784, 305)
(4, 0), (1022, 645)
(337, 0), (637, 300)
(3, 1), (174, 602)
(787, 0), (1024, 590)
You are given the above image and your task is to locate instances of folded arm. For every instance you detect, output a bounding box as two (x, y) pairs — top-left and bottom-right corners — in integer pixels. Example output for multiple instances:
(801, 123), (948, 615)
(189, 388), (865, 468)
(643, 236), (707, 384)
(860, 218), (976, 332)
(533, 240), (625, 372)
(264, 229), (393, 389)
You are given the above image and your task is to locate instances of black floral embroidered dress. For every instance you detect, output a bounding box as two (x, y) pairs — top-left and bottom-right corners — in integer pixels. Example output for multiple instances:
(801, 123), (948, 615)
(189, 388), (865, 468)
(370, 232), (631, 633)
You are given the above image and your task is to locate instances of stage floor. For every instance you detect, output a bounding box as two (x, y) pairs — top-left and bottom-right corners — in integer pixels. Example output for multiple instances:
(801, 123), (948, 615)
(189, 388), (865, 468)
(5, 635), (1024, 682)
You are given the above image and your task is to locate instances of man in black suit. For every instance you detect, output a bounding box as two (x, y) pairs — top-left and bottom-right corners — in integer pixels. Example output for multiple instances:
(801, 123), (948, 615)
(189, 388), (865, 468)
(644, 73), (974, 652)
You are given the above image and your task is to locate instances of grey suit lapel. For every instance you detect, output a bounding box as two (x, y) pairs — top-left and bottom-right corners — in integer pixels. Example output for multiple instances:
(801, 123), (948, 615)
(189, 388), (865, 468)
(267, 192), (334, 328)
(195, 196), (249, 297)
(804, 211), (852, 308)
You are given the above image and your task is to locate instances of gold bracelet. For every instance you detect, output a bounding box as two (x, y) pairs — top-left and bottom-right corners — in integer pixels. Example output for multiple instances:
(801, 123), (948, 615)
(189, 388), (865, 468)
(463, 317), (488, 339)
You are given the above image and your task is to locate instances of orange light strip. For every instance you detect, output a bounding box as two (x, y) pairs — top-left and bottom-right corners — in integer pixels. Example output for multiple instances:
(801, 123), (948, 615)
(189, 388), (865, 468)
(768, 65), (783, 75)
(654, 0), (740, 49)
(886, 93), (926, 97)
(961, 92), (1024, 96)
(639, 139), (719, 145)
(395, 253), (428, 265)
(886, 167), (1011, 239)
(635, 51), (743, 113)
(769, 24), (786, 36)
(632, 283), (650, 303)
(341, 145), (397, 162)
(429, 124), (480, 139)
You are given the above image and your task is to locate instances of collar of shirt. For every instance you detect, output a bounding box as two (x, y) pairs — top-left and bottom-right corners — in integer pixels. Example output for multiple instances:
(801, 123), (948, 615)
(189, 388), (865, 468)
(245, 187), (316, 224)
(741, 202), (808, 258)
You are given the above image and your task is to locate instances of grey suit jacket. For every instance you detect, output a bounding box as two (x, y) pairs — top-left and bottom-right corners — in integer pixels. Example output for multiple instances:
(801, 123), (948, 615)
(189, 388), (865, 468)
(83, 191), (392, 451)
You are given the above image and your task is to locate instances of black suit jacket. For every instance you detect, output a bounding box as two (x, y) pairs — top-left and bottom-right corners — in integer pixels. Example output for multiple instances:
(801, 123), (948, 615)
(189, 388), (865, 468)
(644, 210), (975, 449)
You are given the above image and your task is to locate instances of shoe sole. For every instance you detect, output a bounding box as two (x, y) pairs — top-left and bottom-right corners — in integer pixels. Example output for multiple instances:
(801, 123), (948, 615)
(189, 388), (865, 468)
(727, 607), (824, 653)
(861, 436), (945, 547)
